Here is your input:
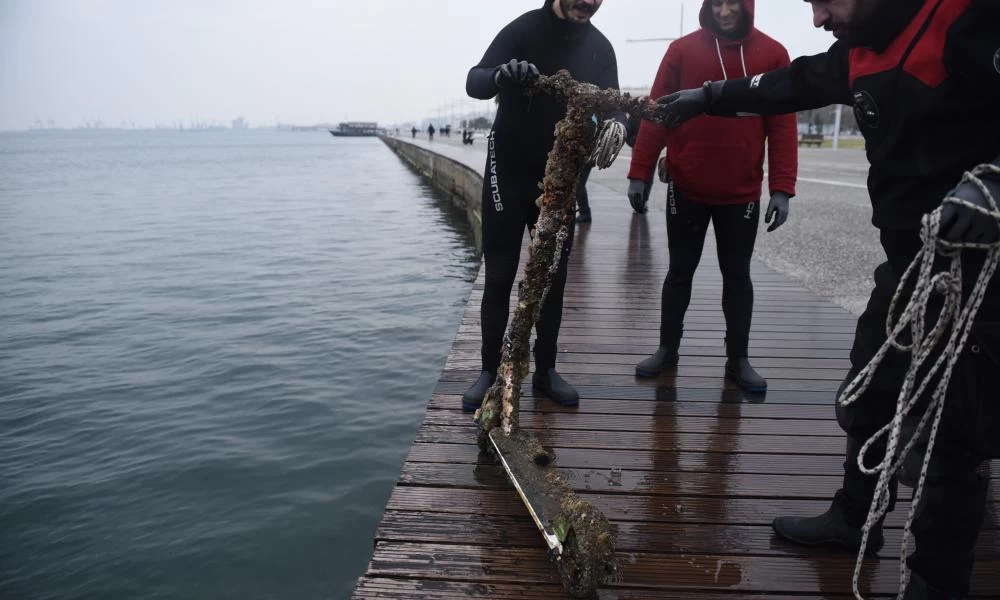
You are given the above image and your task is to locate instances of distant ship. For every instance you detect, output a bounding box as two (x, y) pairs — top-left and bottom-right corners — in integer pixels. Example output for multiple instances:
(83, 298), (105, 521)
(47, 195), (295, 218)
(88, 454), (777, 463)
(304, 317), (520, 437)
(328, 122), (379, 137)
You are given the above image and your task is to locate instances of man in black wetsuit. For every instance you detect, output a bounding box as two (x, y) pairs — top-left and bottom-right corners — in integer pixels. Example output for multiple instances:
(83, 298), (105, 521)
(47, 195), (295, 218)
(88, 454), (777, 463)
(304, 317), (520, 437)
(462, 0), (626, 410)
(658, 0), (1000, 597)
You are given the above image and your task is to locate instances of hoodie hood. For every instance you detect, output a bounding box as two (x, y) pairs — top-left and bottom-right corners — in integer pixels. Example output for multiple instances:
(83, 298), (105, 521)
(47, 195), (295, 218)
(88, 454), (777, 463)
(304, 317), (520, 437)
(700, 0), (754, 44)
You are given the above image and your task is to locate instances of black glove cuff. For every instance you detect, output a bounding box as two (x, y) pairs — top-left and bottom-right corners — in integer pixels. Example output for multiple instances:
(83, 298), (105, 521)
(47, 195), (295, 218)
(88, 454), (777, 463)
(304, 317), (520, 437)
(702, 81), (725, 115)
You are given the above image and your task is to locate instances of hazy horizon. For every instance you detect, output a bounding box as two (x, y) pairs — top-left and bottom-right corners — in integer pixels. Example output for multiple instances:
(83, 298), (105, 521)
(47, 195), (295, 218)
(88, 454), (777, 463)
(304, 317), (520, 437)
(1, 0), (835, 131)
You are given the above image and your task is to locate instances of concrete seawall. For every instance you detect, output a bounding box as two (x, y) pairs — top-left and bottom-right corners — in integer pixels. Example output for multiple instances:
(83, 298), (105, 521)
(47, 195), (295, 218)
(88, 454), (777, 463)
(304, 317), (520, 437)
(379, 135), (484, 251)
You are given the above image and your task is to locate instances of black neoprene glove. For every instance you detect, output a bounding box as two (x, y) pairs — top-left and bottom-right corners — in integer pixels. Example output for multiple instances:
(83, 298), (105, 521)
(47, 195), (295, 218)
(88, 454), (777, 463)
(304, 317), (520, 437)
(655, 81), (725, 128)
(939, 167), (1000, 244)
(766, 192), (791, 232)
(627, 179), (648, 214)
(494, 59), (540, 89)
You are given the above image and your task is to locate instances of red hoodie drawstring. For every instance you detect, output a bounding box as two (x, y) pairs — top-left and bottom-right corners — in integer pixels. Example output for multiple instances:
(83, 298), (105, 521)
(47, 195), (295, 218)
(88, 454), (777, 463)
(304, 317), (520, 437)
(714, 37), (748, 81)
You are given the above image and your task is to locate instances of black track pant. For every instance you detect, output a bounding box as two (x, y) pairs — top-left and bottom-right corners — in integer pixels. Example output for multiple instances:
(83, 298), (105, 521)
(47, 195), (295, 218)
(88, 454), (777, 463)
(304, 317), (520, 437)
(659, 183), (759, 358)
(833, 230), (999, 594)
(479, 136), (586, 373)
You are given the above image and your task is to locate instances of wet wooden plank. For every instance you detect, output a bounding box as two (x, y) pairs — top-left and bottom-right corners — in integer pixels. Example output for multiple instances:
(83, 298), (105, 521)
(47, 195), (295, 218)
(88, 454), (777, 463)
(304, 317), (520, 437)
(438, 370), (843, 392)
(406, 441), (1000, 480)
(433, 380), (841, 401)
(444, 353), (853, 370)
(455, 326), (858, 342)
(364, 541), (1000, 596)
(352, 577), (872, 600)
(466, 296), (855, 313)
(382, 486), (1000, 530)
(448, 341), (850, 360)
(475, 321), (860, 334)
(460, 312), (860, 327)
(413, 425), (846, 454)
(426, 394), (841, 418)
(374, 511), (1000, 558)
(399, 462), (846, 500)
(445, 361), (849, 379)
(423, 410), (845, 437)
(405, 443), (846, 474)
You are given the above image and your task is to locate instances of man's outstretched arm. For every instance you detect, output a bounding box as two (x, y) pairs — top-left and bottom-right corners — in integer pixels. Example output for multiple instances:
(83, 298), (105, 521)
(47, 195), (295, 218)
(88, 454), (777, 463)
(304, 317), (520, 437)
(658, 40), (853, 126)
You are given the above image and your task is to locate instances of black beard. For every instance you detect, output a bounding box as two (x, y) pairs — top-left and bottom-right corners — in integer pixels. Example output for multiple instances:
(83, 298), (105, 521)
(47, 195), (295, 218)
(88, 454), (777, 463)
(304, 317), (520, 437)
(559, 0), (595, 20)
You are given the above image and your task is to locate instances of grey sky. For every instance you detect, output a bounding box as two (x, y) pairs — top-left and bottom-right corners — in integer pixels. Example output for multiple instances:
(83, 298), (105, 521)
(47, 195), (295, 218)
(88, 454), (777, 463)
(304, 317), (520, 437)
(1, 0), (835, 130)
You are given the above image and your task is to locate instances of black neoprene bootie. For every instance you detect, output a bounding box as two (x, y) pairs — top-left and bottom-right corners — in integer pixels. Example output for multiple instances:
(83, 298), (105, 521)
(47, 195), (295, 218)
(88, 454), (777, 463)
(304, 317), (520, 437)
(725, 357), (767, 393)
(902, 571), (967, 600)
(635, 347), (680, 377)
(772, 501), (885, 554)
(462, 371), (495, 412)
(774, 437), (891, 554)
(531, 368), (579, 406)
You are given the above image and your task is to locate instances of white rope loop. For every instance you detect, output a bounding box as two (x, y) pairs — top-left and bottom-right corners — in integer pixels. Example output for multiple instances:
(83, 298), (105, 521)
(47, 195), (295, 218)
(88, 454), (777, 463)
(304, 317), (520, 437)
(589, 119), (626, 169)
(836, 163), (1000, 600)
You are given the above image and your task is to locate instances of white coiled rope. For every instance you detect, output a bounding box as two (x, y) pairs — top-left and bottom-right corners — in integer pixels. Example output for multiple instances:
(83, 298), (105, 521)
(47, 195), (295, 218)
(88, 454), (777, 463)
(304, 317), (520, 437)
(589, 119), (626, 169)
(837, 163), (1000, 600)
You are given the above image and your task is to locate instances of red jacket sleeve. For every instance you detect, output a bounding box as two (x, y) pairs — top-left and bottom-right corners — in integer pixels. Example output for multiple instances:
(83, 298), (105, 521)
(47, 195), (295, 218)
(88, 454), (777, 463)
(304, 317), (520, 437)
(627, 43), (682, 182)
(763, 46), (798, 197)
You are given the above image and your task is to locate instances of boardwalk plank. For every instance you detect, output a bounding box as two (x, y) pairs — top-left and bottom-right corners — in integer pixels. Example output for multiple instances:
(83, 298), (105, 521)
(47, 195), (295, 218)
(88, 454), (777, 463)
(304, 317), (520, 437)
(364, 541), (1000, 596)
(374, 511), (1000, 558)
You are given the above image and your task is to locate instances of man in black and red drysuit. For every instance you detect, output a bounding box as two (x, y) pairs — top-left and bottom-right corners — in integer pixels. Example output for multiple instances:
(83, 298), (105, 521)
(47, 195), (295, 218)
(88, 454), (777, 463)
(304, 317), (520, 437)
(657, 0), (999, 597)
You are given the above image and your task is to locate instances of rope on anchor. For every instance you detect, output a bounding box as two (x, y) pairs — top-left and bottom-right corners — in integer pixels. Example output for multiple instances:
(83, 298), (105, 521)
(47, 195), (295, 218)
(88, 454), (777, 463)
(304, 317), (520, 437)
(589, 119), (626, 169)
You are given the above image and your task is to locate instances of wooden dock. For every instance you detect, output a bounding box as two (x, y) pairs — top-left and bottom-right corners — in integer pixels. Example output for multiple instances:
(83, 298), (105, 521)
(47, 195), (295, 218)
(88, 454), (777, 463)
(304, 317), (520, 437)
(353, 138), (999, 598)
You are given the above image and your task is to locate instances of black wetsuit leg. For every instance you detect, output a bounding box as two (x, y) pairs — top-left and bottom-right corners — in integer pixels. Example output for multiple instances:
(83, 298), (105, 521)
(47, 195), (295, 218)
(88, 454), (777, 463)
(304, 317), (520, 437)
(831, 231), (922, 526)
(710, 200), (760, 358)
(660, 186), (759, 354)
(480, 134), (574, 373)
(659, 184), (712, 347)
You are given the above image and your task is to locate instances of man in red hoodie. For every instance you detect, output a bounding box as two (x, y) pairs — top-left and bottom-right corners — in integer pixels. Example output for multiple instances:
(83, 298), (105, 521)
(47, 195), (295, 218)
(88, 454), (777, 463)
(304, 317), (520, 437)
(627, 0), (798, 392)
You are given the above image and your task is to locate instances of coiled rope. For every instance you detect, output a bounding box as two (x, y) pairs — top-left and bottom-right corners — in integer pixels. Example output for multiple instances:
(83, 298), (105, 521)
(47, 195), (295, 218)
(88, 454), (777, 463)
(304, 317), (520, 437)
(589, 119), (626, 169)
(837, 163), (1000, 599)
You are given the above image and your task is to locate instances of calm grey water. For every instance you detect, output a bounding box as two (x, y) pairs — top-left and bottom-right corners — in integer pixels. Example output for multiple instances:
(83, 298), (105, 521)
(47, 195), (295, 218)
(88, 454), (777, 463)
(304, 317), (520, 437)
(0, 130), (480, 600)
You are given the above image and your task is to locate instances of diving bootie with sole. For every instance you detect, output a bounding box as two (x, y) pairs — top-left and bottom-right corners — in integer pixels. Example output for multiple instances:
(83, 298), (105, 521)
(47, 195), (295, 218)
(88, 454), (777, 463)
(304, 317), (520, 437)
(531, 368), (580, 406)
(903, 571), (966, 600)
(772, 503), (884, 554)
(725, 357), (767, 393)
(635, 346), (679, 378)
(462, 370), (495, 412)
